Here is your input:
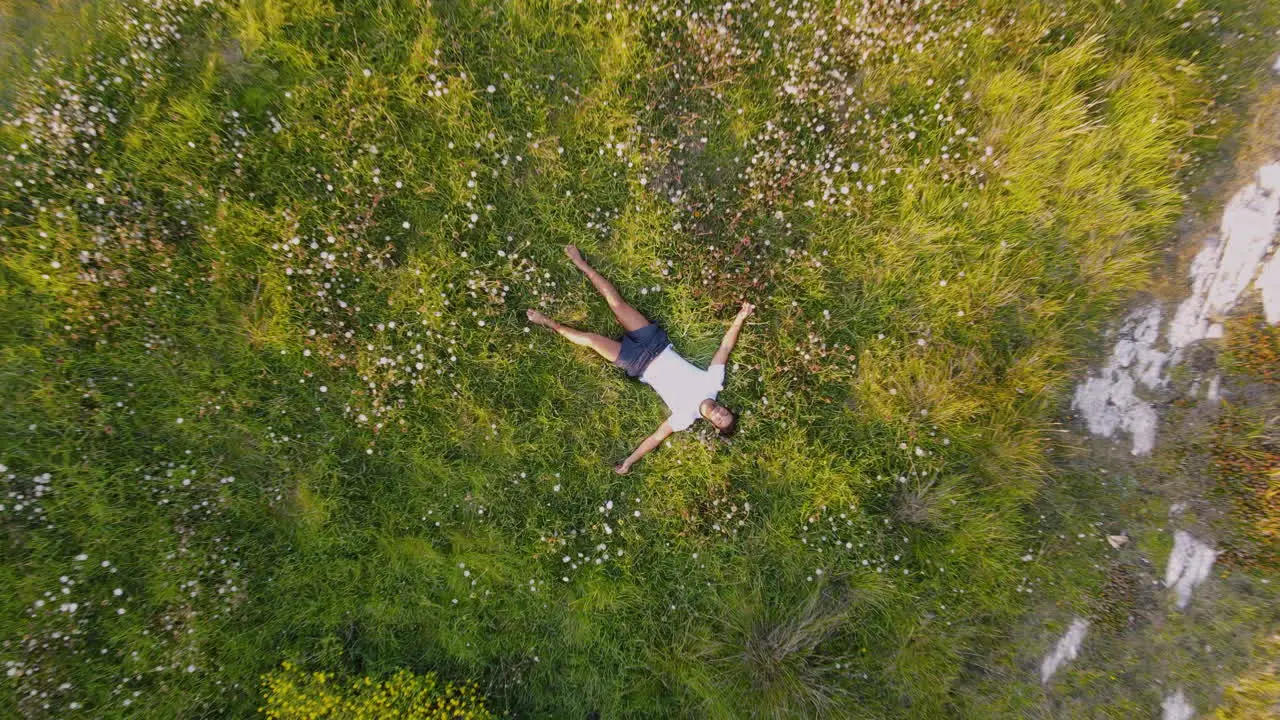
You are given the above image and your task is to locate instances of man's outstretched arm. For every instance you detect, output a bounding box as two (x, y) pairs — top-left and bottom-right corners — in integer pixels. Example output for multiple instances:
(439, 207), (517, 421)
(616, 421), (674, 474)
(711, 301), (755, 366)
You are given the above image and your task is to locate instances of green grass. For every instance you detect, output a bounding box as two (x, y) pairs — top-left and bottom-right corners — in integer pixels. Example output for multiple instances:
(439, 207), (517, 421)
(2, 0), (1279, 717)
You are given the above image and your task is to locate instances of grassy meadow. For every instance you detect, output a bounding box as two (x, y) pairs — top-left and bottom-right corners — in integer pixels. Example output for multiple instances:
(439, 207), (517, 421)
(2, 0), (1279, 717)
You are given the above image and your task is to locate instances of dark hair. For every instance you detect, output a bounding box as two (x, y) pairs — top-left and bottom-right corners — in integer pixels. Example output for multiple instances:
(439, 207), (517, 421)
(701, 399), (738, 437)
(718, 413), (738, 438)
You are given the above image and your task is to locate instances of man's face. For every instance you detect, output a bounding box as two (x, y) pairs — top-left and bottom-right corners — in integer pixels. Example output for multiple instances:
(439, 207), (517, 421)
(700, 399), (735, 430)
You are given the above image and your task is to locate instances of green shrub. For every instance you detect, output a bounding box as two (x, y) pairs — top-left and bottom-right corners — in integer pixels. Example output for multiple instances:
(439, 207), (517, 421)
(260, 663), (495, 720)
(1210, 408), (1280, 571)
(1223, 312), (1280, 384)
(1214, 635), (1280, 720)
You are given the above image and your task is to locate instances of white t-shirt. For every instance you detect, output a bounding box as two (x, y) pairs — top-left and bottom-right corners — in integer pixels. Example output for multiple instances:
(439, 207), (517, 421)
(640, 346), (725, 431)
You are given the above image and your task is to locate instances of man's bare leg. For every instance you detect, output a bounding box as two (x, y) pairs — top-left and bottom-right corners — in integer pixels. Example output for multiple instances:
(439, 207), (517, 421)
(564, 245), (650, 332)
(527, 309), (621, 362)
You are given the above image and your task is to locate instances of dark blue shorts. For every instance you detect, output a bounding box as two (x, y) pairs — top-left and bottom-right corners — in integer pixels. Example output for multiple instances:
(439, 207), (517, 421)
(614, 323), (670, 378)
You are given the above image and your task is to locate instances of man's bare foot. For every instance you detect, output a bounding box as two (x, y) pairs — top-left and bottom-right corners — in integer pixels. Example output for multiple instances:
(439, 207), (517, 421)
(526, 309), (556, 328)
(564, 244), (584, 266)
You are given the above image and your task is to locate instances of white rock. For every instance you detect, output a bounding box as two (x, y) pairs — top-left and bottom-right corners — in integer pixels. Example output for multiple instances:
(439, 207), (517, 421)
(1162, 689), (1194, 720)
(1040, 617), (1090, 684)
(1072, 304), (1165, 455)
(1165, 531), (1217, 609)
(1206, 374), (1221, 402)
(1168, 163), (1280, 352)
(1074, 159), (1280, 454)
(1258, 250), (1280, 324)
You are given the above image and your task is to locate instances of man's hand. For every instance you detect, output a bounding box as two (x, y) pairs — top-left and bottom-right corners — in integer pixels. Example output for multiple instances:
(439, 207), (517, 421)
(614, 461), (632, 475)
(735, 301), (756, 323)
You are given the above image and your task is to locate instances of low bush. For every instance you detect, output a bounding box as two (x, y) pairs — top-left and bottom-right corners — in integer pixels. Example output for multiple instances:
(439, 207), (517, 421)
(260, 663), (495, 720)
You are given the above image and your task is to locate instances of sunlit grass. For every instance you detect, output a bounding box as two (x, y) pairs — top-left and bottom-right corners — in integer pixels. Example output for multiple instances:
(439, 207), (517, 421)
(2, 0), (1279, 717)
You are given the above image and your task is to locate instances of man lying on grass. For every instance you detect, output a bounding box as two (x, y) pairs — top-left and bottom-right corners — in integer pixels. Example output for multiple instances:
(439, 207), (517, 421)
(527, 245), (755, 474)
